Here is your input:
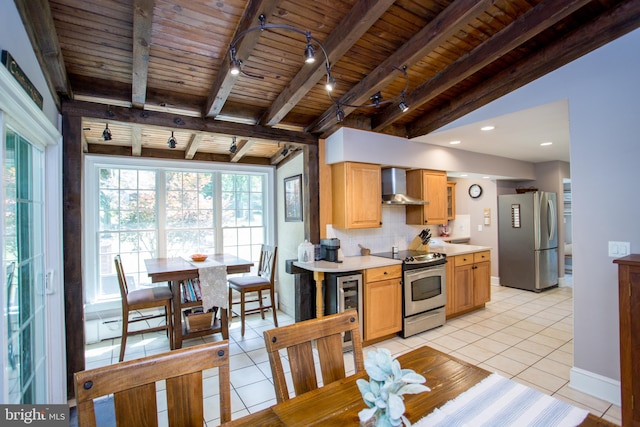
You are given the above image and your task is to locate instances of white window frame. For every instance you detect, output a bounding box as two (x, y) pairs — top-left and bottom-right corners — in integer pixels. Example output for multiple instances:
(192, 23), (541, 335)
(83, 155), (275, 314)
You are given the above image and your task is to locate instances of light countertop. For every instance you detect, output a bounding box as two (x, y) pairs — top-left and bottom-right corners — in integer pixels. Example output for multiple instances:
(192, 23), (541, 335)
(293, 255), (401, 273)
(430, 243), (491, 256)
(292, 243), (491, 273)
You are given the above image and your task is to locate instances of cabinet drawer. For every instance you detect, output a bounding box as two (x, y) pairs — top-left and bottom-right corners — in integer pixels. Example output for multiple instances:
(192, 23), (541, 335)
(365, 265), (402, 282)
(455, 254), (474, 266)
(474, 251), (491, 263)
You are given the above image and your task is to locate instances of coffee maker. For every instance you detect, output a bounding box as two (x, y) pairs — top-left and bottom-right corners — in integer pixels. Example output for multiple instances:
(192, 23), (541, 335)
(320, 238), (341, 262)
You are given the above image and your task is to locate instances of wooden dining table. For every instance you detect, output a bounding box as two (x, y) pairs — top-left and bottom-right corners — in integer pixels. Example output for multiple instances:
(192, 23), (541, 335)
(145, 254), (253, 348)
(222, 345), (617, 427)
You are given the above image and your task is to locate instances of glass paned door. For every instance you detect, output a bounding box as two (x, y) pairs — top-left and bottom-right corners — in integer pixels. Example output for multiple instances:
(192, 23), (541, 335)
(3, 129), (46, 403)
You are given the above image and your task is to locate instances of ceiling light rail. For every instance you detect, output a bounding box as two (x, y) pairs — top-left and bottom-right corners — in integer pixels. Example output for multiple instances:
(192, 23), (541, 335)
(227, 15), (410, 123)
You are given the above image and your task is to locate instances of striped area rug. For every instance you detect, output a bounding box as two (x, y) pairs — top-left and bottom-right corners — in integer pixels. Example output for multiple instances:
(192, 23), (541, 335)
(415, 373), (589, 427)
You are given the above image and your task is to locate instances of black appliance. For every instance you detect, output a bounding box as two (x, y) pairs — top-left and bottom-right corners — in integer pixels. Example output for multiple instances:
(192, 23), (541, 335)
(372, 250), (447, 337)
(320, 238), (341, 262)
(324, 271), (363, 350)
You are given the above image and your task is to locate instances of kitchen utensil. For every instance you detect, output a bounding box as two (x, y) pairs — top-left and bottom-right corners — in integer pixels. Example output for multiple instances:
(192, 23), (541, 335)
(358, 244), (371, 256)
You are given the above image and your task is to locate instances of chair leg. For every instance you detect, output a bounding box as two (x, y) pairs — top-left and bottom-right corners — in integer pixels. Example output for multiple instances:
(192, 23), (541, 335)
(221, 308), (229, 340)
(258, 290), (265, 319)
(240, 290), (246, 336)
(228, 288), (233, 323)
(270, 288), (278, 327)
(165, 301), (174, 350)
(119, 311), (129, 362)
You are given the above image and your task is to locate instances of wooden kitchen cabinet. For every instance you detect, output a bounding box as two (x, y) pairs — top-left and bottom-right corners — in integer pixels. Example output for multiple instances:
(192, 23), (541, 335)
(331, 162), (381, 229)
(363, 265), (402, 341)
(447, 182), (456, 220)
(613, 254), (640, 426)
(406, 169), (448, 225)
(447, 250), (491, 318)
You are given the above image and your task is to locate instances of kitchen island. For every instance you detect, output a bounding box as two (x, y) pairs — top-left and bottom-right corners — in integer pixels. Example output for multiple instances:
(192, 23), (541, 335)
(293, 255), (402, 318)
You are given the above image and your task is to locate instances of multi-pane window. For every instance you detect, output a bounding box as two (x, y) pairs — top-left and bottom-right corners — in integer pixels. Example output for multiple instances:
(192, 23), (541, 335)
(221, 173), (265, 263)
(97, 168), (158, 300)
(86, 158), (272, 306)
(166, 171), (215, 256)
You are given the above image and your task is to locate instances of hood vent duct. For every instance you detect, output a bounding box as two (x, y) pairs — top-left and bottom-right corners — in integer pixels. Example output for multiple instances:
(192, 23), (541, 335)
(381, 168), (429, 205)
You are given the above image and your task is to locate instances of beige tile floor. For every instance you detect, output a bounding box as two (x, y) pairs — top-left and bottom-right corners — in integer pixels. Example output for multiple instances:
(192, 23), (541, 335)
(84, 283), (622, 426)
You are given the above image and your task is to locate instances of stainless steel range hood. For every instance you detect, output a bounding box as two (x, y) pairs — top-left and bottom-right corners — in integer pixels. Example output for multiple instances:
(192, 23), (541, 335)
(381, 168), (429, 205)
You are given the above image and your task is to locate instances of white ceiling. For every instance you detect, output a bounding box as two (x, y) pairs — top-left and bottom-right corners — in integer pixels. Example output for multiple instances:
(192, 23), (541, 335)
(412, 99), (570, 165)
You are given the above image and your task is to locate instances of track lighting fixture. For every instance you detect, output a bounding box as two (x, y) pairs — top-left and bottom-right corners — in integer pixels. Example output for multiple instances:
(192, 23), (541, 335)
(336, 105), (345, 123)
(229, 136), (237, 154)
(304, 32), (315, 64)
(399, 93), (409, 113)
(102, 123), (112, 141)
(227, 15), (411, 122)
(281, 145), (289, 157)
(167, 131), (177, 149)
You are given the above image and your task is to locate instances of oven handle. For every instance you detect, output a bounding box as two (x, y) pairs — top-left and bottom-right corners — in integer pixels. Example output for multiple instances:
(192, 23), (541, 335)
(403, 264), (445, 280)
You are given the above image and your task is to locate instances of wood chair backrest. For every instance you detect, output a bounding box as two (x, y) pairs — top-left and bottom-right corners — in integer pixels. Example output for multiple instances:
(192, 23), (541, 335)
(74, 340), (231, 427)
(257, 244), (277, 283)
(263, 310), (365, 402)
(114, 254), (129, 297)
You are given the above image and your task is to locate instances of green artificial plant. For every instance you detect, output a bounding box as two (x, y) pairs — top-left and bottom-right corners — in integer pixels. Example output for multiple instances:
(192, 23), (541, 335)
(356, 348), (431, 427)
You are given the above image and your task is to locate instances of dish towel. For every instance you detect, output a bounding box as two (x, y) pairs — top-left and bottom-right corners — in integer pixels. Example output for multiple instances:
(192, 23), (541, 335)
(191, 259), (227, 311)
(415, 373), (589, 427)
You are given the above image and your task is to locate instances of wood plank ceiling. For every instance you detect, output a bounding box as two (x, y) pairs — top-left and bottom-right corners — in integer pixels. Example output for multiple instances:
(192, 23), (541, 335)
(15, 0), (640, 164)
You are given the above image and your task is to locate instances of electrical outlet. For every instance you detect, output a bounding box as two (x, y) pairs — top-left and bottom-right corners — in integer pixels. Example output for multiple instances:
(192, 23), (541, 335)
(477, 224), (483, 232)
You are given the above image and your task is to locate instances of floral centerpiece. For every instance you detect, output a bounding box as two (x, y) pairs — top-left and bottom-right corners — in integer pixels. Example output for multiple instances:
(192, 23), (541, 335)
(357, 348), (430, 427)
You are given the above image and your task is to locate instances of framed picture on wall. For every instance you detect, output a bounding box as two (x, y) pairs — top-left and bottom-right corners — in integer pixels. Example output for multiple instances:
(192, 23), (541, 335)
(284, 174), (302, 222)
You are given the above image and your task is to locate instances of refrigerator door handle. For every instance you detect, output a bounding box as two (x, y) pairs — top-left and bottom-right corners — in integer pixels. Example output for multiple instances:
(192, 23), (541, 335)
(547, 197), (556, 242)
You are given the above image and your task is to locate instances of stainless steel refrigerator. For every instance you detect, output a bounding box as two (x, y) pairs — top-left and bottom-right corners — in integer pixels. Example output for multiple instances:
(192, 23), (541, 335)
(498, 191), (558, 292)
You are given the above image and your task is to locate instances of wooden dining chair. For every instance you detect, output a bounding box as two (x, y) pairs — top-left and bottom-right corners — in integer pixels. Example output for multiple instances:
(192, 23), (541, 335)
(115, 254), (173, 362)
(228, 244), (278, 336)
(74, 340), (231, 426)
(263, 309), (365, 402)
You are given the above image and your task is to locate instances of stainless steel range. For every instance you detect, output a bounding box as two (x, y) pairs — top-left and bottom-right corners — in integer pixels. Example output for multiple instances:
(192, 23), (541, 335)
(372, 250), (447, 338)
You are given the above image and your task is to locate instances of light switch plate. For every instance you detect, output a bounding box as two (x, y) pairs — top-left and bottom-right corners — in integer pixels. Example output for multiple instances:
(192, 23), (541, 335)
(608, 241), (631, 257)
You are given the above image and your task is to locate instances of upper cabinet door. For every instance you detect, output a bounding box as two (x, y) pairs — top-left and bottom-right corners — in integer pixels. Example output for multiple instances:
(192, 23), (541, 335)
(406, 169), (448, 225)
(331, 162), (382, 229)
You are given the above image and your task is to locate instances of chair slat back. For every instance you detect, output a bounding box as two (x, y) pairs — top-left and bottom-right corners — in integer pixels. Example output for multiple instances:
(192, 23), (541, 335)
(114, 254), (129, 297)
(257, 244), (277, 282)
(263, 310), (365, 402)
(74, 340), (231, 427)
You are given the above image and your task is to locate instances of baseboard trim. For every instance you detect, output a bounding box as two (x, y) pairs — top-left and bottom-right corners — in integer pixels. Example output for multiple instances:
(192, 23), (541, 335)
(569, 366), (621, 406)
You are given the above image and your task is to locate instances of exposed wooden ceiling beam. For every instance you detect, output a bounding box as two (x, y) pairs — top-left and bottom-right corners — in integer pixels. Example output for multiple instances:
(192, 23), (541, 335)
(307, 0), (494, 134)
(260, 0), (395, 127)
(406, 0), (640, 139)
(13, 0), (71, 108)
(62, 100), (318, 146)
(131, 125), (142, 156)
(372, 0), (591, 131)
(132, 0), (153, 109)
(229, 138), (252, 163)
(204, 0), (281, 118)
(184, 133), (203, 160)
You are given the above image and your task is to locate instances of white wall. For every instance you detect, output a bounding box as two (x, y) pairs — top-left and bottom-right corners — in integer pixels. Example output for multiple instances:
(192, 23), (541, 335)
(435, 28), (640, 404)
(276, 154), (305, 316)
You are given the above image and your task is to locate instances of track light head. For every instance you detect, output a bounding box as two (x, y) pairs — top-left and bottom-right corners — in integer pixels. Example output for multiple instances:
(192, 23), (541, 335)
(167, 131), (177, 149)
(325, 73), (335, 92)
(229, 48), (241, 75)
(102, 124), (112, 141)
(281, 145), (289, 156)
(336, 106), (345, 123)
(229, 136), (237, 154)
(370, 92), (383, 108)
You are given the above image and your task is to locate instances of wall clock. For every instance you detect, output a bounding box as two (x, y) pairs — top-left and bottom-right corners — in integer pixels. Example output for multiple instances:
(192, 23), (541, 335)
(468, 184), (483, 199)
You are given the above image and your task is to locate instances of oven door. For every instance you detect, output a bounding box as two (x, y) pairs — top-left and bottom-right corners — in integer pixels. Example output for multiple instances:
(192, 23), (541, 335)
(403, 264), (446, 316)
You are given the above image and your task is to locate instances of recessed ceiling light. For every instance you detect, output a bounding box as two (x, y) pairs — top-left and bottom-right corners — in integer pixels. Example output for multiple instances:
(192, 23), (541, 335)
(460, 174), (468, 177)
(481, 125), (495, 131)
(482, 176), (491, 179)
(449, 140), (461, 145)
(540, 141), (553, 146)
